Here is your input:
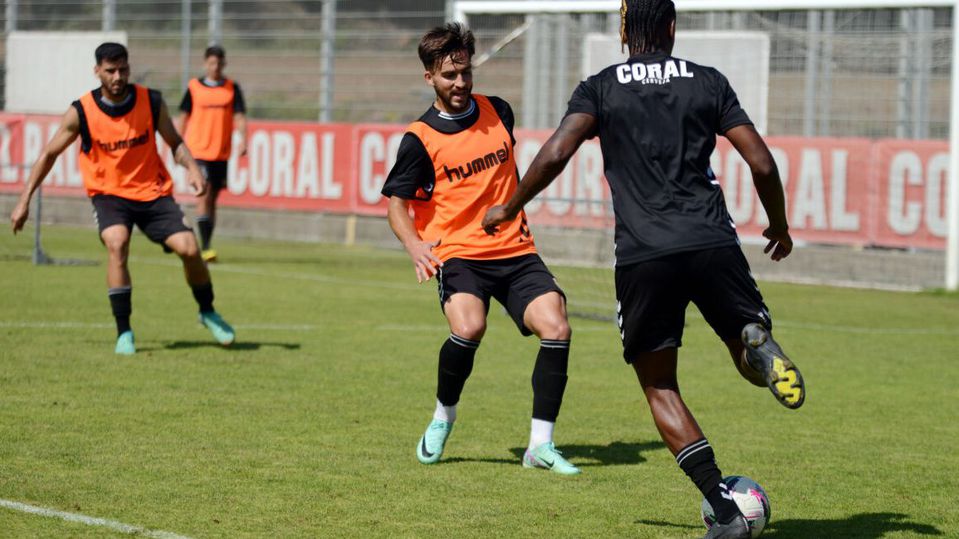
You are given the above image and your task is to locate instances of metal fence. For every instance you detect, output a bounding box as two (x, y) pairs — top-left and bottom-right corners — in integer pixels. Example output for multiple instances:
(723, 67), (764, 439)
(0, 1), (952, 139)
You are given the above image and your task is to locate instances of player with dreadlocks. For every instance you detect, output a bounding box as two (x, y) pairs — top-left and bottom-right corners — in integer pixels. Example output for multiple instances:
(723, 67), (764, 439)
(483, 1), (806, 537)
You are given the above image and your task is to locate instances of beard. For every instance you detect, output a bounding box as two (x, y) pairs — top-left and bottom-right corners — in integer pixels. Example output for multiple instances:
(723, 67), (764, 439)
(437, 89), (471, 114)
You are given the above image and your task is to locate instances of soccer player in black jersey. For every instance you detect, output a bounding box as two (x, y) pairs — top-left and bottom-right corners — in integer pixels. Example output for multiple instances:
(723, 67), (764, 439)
(483, 1), (805, 537)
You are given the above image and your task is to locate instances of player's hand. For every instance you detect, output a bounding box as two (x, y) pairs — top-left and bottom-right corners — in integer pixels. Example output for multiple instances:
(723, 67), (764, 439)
(405, 238), (443, 283)
(10, 199), (29, 234)
(763, 227), (792, 261)
(189, 170), (208, 197)
(482, 205), (514, 235)
(236, 139), (248, 158)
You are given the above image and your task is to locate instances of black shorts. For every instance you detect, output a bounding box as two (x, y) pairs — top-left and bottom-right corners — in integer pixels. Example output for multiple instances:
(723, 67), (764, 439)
(615, 245), (771, 362)
(91, 194), (193, 245)
(437, 254), (565, 336)
(196, 160), (228, 192)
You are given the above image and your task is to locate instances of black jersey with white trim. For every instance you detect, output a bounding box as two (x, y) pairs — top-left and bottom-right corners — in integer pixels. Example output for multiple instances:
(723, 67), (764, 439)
(565, 52), (752, 266)
(381, 95), (515, 201)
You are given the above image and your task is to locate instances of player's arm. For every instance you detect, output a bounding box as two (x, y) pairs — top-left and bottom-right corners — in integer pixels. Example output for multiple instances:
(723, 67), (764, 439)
(174, 112), (189, 135)
(482, 112), (596, 234)
(233, 83), (248, 156)
(233, 112), (248, 157)
(725, 124), (792, 261)
(156, 99), (206, 196)
(10, 106), (81, 234)
(387, 195), (442, 284)
(175, 87), (191, 135)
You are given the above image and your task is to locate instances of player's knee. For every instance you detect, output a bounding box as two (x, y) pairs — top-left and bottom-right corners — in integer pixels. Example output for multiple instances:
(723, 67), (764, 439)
(103, 238), (129, 261)
(451, 322), (485, 342)
(173, 244), (199, 260)
(169, 235), (200, 259)
(551, 319), (572, 341)
(534, 317), (571, 341)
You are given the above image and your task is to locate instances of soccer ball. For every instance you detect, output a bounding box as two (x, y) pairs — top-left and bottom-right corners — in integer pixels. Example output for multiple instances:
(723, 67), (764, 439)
(701, 475), (771, 538)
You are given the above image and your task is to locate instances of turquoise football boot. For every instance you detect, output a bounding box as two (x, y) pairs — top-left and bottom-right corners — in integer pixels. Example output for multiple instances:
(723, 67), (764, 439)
(523, 442), (581, 475)
(416, 419), (453, 464)
(114, 330), (135, 355)
(200, 311), (235, 346)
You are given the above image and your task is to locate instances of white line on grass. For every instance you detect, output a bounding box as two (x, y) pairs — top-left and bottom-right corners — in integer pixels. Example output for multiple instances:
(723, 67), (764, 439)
(7, 319), (952, 336)
(773, 320), (959, 336)
(0, 321), (113, 329)
(131, 256), (423, 292)
(683, 310), (959, 336)
(0, 321), (317, 331)
(82, 255), (959, 337)
(375, 324), (618, 333)
(0, 499), (194, 539)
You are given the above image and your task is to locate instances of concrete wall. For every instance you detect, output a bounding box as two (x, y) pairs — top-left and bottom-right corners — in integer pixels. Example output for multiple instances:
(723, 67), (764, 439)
(1, 193), (944, 291)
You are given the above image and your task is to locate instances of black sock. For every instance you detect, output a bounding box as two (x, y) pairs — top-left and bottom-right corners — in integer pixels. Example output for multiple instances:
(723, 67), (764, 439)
(436, 334), (479, 406)
(531, 339), (570, 422)
(677, 439), (741, 524)
(191, 282), (215, 314)
(108, 287), (132, 336)
(196, 216), (214, 251)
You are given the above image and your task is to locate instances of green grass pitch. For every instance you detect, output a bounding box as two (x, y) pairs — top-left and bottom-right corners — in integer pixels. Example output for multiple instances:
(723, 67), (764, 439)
(0, 225), (956, 538)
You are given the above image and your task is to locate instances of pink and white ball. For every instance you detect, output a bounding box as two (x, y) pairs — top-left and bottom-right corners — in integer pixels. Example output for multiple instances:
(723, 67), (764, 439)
(701, 475), (771, 538)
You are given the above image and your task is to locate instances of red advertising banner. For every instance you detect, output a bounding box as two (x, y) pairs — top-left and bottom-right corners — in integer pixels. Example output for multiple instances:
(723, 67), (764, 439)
(0, 111), (949, 250)
(711, 137), (877, 246)
(215, 121), (355, 213)
(873, 139), (950, 250)
(515, 129), (612, 230)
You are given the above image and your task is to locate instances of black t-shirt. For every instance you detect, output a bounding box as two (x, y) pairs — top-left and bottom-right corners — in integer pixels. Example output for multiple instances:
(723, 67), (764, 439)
(565, 52), (753, 266)
(381, 95), (515, 200)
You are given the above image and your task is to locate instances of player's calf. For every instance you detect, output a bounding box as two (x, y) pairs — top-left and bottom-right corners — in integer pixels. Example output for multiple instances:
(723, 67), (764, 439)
(741, 323), (805, 409)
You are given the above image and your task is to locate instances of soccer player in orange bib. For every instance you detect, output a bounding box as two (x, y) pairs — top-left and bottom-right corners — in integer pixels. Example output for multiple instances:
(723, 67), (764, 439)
(10, 42), (235, 355)
(177, 45), (248, 263)
(382, 23), (579, 475)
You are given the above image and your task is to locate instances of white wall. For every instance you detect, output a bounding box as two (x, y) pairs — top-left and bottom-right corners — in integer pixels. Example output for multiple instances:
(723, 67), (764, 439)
(5, 31), (128, 114)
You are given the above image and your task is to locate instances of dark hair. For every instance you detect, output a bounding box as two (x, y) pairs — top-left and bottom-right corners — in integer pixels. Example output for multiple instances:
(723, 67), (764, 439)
(95, 42), (128, 65)
(205, 45), (226, 59)
(418, 22), (475, 72)
(620, 0), (676, 55)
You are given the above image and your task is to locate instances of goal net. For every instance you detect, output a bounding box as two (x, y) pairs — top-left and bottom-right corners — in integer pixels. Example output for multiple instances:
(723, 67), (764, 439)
(455, 0), (958, 320)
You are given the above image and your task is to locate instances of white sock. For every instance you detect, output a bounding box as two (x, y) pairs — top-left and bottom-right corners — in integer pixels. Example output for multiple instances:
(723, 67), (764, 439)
(433, 399), (456, 423)
(529, 418), (555, 450)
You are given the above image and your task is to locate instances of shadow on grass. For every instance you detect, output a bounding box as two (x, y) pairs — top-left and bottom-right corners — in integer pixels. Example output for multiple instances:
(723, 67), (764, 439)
(763, 513), (943, 538)
(443, 440), (666, 467)
(540, 440), (667, 466)
(634, 519), (700, 531)
(637, 512), (942, 538)
(162, 341), (301, 351)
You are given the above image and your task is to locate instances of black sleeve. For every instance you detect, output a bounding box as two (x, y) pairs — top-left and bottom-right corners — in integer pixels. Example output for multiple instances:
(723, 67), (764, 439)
(71, 100), (92, 154)
(381, 132), (435, 201)
(178, 87), (192, 114)
(716, 72), (753, 134)
(487, 96), (515, 145)
(564, 78), (600, 139)
(233, 82), (246, 114)
(148, 89), (163, 131)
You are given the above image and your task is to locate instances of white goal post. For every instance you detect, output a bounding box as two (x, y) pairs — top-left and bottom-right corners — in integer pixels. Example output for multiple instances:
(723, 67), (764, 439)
(453, 0), (959, 291)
